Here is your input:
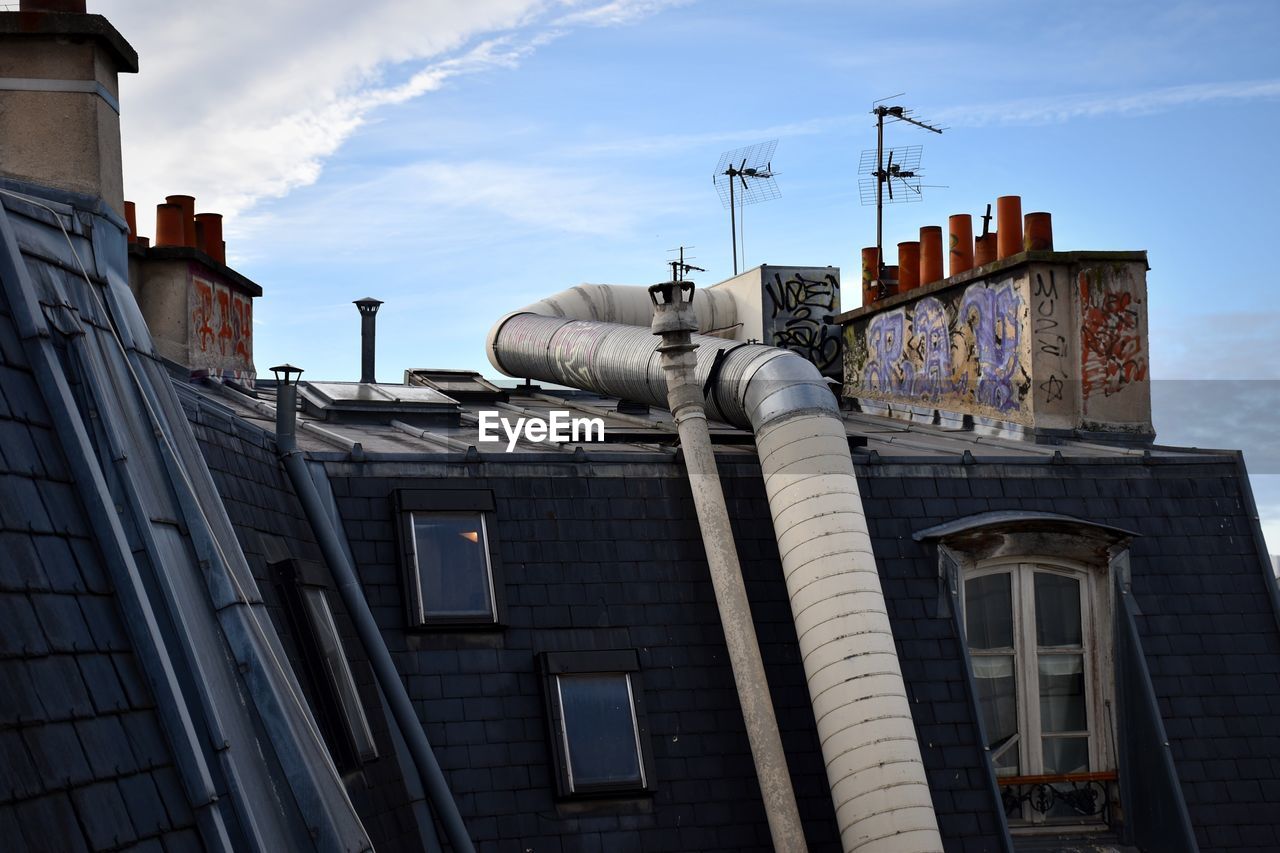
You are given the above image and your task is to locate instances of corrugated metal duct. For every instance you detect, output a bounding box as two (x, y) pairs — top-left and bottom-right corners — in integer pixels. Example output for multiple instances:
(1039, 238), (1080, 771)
(488, 288), (943, 853)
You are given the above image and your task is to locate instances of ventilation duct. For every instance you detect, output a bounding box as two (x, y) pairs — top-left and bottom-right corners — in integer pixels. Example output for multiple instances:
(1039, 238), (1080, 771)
(488, 287), (942, 852)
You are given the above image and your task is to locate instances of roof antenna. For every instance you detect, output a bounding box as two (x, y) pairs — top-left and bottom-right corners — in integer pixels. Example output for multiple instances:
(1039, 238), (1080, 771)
(667, 245), (706, 282)
(713, 140), (780, 275)
(859, 95), (944, 282)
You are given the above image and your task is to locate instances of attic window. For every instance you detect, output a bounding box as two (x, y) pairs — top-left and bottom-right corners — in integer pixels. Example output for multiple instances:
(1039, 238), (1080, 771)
(272, 558), (377, 772)
(539, 650), (654, 799)
(915, 511), (1130, 830)
(395, 490), (503, 628)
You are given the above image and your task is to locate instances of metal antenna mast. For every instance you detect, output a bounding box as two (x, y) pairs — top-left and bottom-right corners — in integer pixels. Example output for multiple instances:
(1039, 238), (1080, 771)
(860, 96), (943, 277)
(667, 245), (705, 281)
(713, 140), (781, 275)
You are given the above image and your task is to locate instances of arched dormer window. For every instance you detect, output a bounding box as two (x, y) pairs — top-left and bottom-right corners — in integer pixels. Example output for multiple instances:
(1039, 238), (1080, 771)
(916, 511), (1134, 831)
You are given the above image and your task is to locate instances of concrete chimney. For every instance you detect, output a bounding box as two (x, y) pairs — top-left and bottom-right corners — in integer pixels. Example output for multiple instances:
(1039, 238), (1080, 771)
(354, 297), (383, 384)
(0, 3), (138, 215)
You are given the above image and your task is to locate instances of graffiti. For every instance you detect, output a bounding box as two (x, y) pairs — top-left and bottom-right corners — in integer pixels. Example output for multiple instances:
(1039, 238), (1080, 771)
(1079, 269), (1145, 398)
(864, 308), (910, 395)
(1039, 375), (1064, 402)
(959, 281), (1024, 412)
(849, 278), (1030, 418)
(912, 297), (952, 401)
(191, 274), (253, 370)
(766, 272), (841, 376)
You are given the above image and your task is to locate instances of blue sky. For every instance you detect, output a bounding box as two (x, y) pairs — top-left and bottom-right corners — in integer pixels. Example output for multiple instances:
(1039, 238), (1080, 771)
(103, 0), (1280, 548)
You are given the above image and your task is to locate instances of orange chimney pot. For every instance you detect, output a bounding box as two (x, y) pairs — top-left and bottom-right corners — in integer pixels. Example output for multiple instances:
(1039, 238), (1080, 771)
(1024, 212), (1053, 251)
(124, 200), (137, 244)
(996, 195), (1022, 259)
(155, 203), (185, 247)
(196, 213), (225, 264)
(919, 225), (943, 286)
(165, 194), (196, 248)
(948, 214), (974, 277)
(897, 241), (921, 292)
(975, 232), (998, 266)
(861, 246), (880, 307)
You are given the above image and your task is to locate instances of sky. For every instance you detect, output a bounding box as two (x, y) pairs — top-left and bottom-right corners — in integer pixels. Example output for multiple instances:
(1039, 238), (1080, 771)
(98, 0), (1280, 550)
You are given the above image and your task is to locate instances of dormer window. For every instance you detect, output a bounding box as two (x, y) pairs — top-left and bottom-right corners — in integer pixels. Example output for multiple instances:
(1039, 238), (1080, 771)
(394, 490), (503, 628)
(916, 511), (1131, 831)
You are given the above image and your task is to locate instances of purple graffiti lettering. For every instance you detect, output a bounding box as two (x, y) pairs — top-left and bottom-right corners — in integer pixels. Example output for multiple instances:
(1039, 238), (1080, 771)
(959, 281), (1023, 412)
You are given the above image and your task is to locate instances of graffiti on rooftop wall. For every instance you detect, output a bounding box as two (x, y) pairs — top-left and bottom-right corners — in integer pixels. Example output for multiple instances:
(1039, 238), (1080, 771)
(1079, 268), (1146, 400)
(192, 274), (253, 370)
(849, 278), (1031, 418)
(765, 271), (841, 376)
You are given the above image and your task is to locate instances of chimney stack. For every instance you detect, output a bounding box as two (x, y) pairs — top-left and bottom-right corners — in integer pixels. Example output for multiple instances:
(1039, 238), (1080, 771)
(0, 2), (138, 215)
(354, 297), (383, 384)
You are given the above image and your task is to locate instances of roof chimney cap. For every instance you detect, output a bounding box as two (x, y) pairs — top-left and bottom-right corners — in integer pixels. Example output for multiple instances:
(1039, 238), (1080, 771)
(354, 297), (383, 315)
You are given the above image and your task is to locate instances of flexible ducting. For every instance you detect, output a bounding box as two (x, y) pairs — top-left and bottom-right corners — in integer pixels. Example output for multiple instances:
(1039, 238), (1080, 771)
(487, 290), (942, 852)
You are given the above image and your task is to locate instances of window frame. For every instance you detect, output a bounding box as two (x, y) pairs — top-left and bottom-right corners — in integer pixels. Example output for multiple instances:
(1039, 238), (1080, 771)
(271, 557), (378, 774)
(538, 650), (656, 800)
(962, 558), (1109, 800)
(394, 489), (505, 630)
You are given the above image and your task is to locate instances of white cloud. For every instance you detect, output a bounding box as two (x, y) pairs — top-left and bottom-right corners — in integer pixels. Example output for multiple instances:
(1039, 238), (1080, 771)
(97, 0), (686, 231)
(931, 79), (1280, 127)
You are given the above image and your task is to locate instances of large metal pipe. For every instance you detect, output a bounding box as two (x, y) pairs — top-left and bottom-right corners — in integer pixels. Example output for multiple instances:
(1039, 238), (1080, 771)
(650, 281), (808, 852)
(273, 379), (474, 853)
(487, 288), (942, 853)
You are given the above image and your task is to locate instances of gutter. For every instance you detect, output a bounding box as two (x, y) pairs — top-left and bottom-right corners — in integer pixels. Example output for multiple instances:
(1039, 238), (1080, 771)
(488, 285), (943, 852)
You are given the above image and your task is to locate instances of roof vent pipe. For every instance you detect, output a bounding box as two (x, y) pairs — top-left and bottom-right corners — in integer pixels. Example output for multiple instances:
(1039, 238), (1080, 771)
(996, 195), (1022, 259)
(649, 281), (808, 852)
(270, 363), (474, 853)
(354, 297), (383, 384)
(488, 286), (944, 853)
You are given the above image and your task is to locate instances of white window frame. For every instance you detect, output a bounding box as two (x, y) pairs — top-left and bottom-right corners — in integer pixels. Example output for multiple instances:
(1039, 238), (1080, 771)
(962, 556), (1116, 827)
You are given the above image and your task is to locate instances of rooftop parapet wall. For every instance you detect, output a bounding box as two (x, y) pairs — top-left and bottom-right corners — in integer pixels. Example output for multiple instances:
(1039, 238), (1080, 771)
(836, 251), (1152, 438)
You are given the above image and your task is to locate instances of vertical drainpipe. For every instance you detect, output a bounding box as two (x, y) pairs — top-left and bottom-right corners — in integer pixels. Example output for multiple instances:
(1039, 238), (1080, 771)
(649, 281), (809, 853)
(354, 297), (383, 384)
(271, 365), (474, 853)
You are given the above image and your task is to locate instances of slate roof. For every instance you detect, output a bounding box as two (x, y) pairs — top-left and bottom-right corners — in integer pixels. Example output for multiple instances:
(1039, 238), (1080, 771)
(1, 193), (206, 852)
(0, 179), (372, 852)
(182, 373), (1280, 852)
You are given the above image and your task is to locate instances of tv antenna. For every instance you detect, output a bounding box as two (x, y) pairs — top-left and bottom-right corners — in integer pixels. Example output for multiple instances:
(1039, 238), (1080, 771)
(713, 140), (780, 275)
(859, 96), (943, 277)
(667, 246), (705, 282)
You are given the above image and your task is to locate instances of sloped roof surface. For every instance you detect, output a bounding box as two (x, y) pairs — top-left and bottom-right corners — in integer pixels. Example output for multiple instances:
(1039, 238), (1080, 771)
(0, 181), (371, 852)
(0, 203), (206, 852)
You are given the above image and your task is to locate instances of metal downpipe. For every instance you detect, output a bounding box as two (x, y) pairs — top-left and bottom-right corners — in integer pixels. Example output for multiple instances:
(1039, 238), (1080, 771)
(649, 282), (808, 852)
(273, 382), (474, 853)
(487, 290), (943, 853)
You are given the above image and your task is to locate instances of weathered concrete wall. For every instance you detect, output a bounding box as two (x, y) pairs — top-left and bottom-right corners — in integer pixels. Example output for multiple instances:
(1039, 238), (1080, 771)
(839, 252), (1151, 437)
(135, 253), (257, 382)
(847, 272), (1033, 423)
